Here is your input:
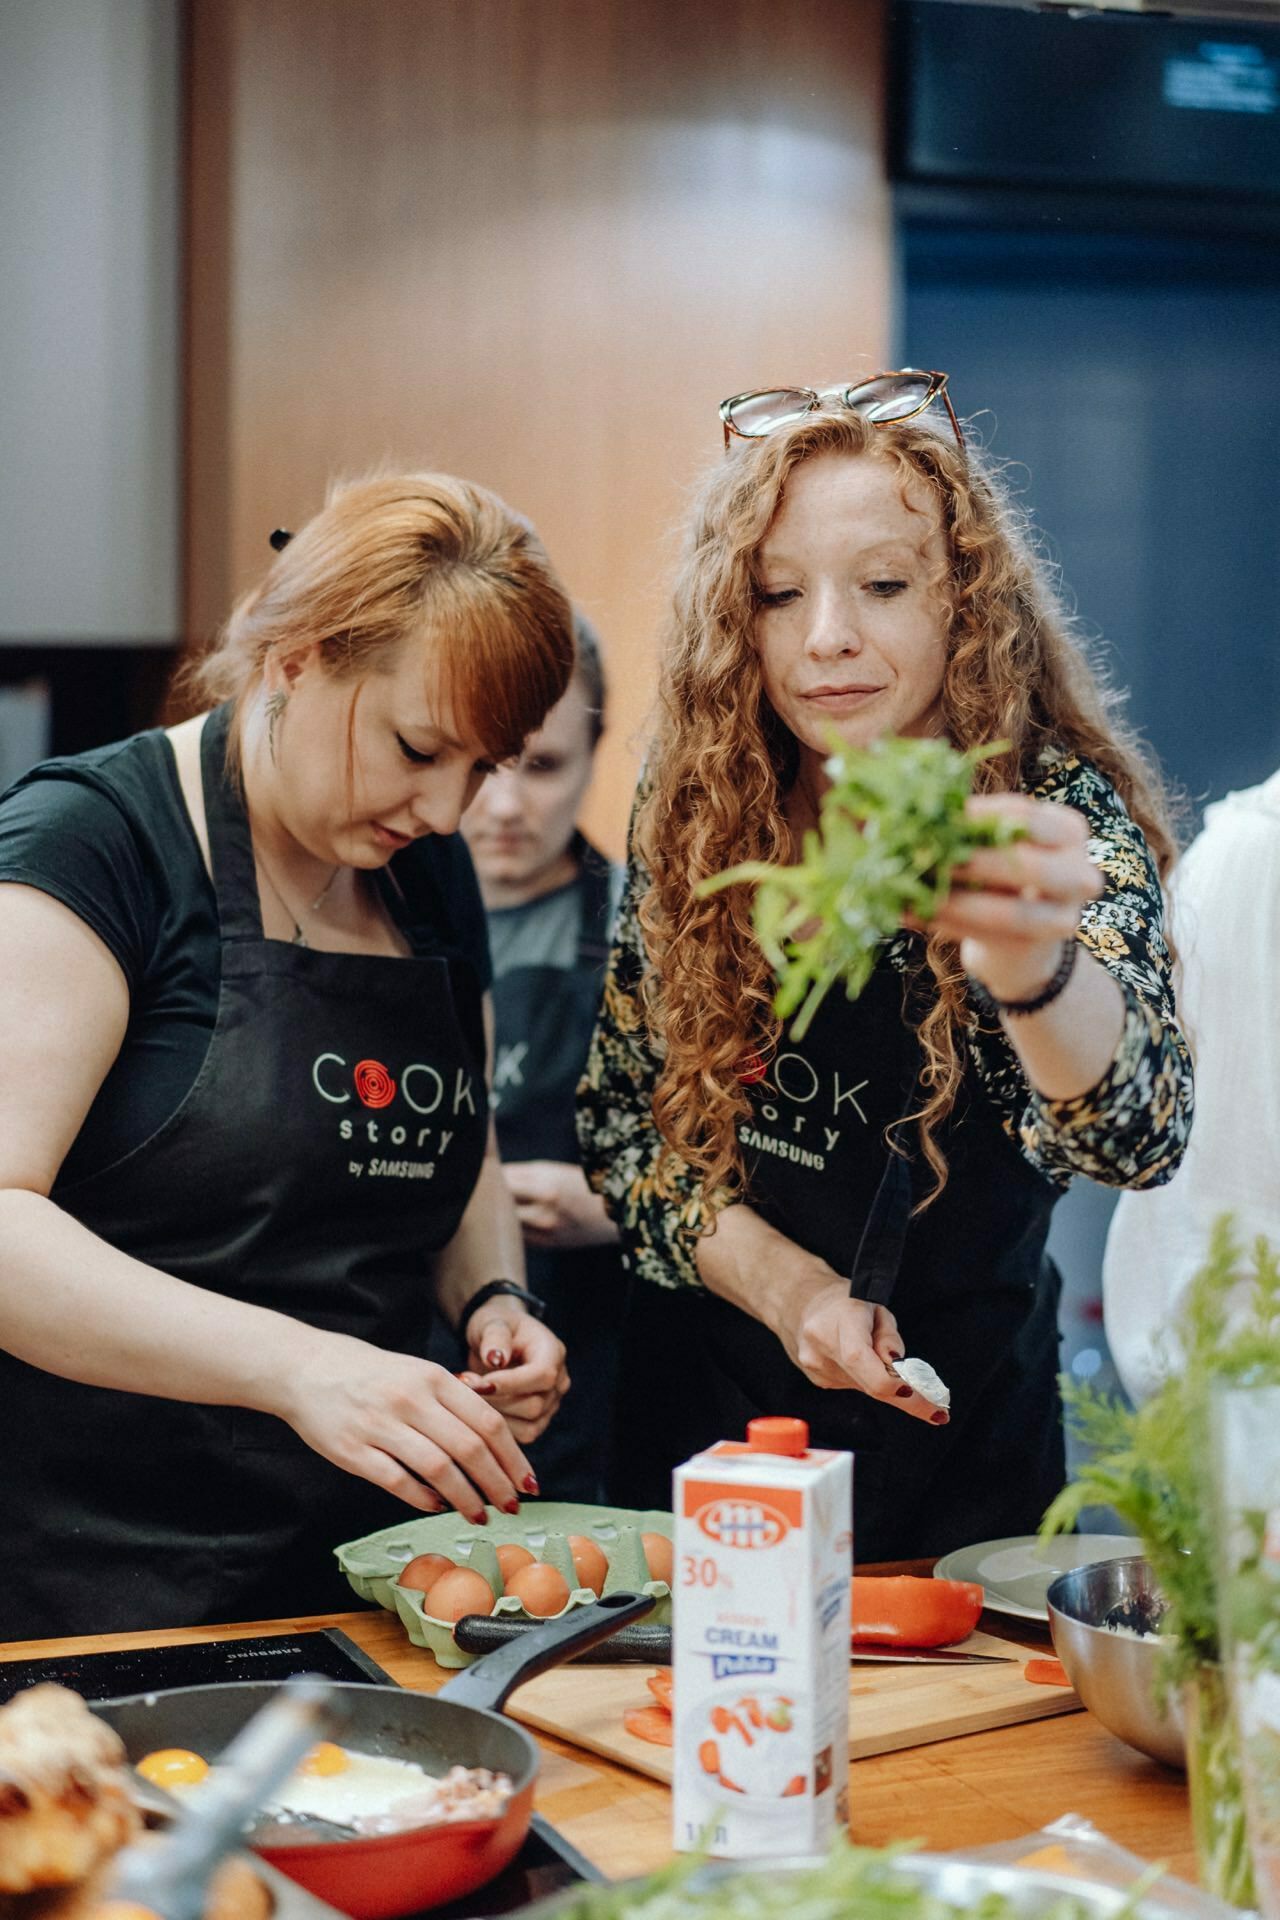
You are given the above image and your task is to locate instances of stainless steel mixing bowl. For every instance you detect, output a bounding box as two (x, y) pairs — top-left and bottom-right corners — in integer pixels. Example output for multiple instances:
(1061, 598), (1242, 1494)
(1046, 1555), (1185, 1769)
(519, 1849), (1215, 1920)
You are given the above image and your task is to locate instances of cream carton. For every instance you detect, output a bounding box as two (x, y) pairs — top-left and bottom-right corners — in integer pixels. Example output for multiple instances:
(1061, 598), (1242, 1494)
(672, 1416), (852, 1858)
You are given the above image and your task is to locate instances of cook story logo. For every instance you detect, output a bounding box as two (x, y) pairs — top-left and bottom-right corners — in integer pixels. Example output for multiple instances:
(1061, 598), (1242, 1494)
(310, 1050), (480, 1181)
(737, 1042), (875, 1174)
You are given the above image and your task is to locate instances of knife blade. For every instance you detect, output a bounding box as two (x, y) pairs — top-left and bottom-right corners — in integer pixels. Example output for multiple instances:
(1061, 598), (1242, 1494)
(850, 1646), (1015, 1664)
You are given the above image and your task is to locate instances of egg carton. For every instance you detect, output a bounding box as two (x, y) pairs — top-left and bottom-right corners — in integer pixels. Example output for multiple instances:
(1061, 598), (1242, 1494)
(334, 1500), (674, 1668)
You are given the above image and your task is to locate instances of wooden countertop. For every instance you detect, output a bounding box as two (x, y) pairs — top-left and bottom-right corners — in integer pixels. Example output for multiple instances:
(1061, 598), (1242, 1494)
(0, 1604), (1196, 1886)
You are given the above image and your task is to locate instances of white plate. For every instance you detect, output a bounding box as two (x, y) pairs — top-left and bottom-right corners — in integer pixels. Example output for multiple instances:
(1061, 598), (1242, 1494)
(932, 1533), (1142, 1622)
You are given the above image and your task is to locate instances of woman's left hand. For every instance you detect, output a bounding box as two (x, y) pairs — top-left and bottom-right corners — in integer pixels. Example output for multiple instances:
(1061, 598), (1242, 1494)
(504, 1160), (620, 1250)
(458, 1302), (570, 1445)
(925, 793), (1101, 1003)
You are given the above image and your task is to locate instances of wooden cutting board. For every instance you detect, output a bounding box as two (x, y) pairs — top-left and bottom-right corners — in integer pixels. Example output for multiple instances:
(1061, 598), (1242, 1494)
(505, 1627), (1079, 1783)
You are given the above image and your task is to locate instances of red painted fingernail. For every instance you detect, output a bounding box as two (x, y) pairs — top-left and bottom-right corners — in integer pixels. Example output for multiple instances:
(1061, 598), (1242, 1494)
(472, 1380), (497, 1395)
(503, 1498), (521, 1515)
(931, 1410), (950, 1425)
(470, 1508), (489, 1525)
(485, 1350), (506, 1368)
(895, 1384), (914, 1399)
(522, 1474), (540, 1495)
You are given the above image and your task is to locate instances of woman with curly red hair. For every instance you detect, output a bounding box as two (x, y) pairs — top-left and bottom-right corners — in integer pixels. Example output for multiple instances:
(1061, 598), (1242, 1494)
(578, 375), (1192, 1558)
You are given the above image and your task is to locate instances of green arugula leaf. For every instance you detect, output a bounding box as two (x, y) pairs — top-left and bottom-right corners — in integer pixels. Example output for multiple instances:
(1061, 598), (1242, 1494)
(698, 735), (1023, 1038)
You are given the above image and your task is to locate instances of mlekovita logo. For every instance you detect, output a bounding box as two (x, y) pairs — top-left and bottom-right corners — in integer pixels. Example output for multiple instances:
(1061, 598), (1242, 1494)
(695, 1499), (789, 1549)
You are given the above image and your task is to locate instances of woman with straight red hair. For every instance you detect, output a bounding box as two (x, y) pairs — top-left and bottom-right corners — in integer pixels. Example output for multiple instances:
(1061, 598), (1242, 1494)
(0, 472), (574, 1636)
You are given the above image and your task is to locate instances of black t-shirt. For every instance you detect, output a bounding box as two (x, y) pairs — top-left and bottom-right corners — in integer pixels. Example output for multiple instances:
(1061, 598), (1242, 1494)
(0, 727), (491, 1190)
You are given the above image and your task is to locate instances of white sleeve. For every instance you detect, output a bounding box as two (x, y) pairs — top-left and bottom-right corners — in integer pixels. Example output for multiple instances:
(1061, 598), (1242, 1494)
(1103, 788), (1280, 1402)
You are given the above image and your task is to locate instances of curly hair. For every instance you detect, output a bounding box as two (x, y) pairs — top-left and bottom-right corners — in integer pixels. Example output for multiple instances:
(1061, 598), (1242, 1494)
(633, 408), (1178, 1207)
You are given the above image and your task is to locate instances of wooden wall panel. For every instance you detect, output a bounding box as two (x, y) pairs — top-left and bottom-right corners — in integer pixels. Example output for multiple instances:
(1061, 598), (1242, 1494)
(185, 0), (890, 857)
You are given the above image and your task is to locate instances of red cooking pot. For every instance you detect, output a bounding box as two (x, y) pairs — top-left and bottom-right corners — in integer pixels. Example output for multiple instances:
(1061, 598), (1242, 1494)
(93, 1589), (653, 1919)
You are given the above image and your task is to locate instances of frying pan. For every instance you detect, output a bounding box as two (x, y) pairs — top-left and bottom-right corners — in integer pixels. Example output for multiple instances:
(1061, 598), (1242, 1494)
(92, 1590), (652, 1920)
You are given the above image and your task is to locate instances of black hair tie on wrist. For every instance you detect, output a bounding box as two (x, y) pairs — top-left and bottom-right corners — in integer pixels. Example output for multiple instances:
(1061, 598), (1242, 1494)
(457, 1279), (547, 1336)
(968, 937), (1079, 1020)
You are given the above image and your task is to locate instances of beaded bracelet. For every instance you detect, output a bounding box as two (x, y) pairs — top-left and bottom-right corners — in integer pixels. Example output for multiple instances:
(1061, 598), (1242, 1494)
(968, 937), (1079, 1020)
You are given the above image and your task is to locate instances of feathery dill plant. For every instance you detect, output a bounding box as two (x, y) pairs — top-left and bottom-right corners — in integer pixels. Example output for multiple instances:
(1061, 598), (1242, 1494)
(1042, 1216), (1280, 1692)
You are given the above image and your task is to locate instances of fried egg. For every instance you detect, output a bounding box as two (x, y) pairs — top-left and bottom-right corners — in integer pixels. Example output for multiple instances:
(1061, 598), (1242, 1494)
(137, 1748), (210, 1790)
(263, 1743), (435, 1827)
(140, 1740), (436, 1827)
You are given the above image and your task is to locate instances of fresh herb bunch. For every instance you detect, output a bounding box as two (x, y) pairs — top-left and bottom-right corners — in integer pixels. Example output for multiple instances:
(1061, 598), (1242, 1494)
(698, 734), (1024, 1039)
(1041, 1216), (1280, 1691)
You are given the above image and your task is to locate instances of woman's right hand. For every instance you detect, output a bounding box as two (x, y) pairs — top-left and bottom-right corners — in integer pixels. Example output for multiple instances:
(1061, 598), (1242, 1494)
(278, 1329), (534, 1524)
(695, 1206), (946, 1427)
(777, 1266), (946, 1425)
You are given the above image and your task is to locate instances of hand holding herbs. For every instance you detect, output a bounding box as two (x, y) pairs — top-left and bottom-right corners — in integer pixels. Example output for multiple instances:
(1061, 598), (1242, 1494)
(698, 735), (1025, 1038)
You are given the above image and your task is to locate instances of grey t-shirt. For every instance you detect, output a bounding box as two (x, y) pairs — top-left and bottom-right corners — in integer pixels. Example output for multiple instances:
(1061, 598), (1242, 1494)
(485, 860), (625, 978)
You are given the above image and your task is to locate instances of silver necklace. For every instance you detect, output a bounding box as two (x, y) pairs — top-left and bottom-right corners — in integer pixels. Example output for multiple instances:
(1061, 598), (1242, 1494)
(256, 857), (341, 947)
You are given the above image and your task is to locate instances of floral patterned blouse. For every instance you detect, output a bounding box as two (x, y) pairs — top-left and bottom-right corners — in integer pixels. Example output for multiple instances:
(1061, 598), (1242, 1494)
(576, 751), (1194, 1294)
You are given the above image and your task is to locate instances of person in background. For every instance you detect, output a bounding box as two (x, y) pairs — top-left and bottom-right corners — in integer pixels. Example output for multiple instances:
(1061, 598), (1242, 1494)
(432, 615), (627, 1502)
(0, 473), (573, 1637)
(1103, 768), (1280, 1403)
(579, 374), (1193, 1557)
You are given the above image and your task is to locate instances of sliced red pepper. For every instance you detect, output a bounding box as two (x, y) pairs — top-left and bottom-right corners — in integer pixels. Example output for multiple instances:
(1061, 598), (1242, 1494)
(646, 1667), (673, 1710)
(1024, 1657), (1072, 1687)
(623, 1705), (673, 1746)
(850, 1575), (984, 1647)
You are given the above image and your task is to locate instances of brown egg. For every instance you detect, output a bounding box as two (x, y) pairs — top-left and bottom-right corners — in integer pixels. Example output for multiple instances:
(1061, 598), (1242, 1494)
(506, 1560), (571, 1618)
(397, 1552), (454, 1596)
(567, 1535), (608, 1596)
(424, 1566), (495, 1623)
(495, 1542), (535, 1583)
(641, 1531), (674, 1585)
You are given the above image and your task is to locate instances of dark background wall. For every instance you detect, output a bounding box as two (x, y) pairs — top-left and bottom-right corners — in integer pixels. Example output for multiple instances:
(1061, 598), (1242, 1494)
(899, 225), (1280, 822)
(892, 1), (1280, 1403)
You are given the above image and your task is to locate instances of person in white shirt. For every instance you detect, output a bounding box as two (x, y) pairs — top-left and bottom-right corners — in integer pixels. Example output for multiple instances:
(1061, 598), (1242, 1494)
(1103, 769), (1280, 1402)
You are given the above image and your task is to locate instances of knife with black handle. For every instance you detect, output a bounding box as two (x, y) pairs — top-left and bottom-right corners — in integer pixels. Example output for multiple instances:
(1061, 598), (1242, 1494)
(450, 1613), (1011, 1665)
(453, 1613), (672, 1663)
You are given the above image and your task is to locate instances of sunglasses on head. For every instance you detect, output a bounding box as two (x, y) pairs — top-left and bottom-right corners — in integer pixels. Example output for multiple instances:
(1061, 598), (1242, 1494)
(719, 368), (961, 451)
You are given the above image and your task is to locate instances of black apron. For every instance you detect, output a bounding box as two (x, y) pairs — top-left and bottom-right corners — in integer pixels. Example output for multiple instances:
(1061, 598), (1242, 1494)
(431, 844), (628, 1502)
(0, 705), (489, 1638)
(611, 955), (1065, 1562)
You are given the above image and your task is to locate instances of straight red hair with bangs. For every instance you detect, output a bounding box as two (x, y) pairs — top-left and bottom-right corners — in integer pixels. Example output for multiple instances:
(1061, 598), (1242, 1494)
(183, 471), (574, 766)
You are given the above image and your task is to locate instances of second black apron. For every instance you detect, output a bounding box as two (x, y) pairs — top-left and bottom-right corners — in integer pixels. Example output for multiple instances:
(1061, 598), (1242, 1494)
(0, 705), (490, 1638)
(612, 954), (1065, 1561)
